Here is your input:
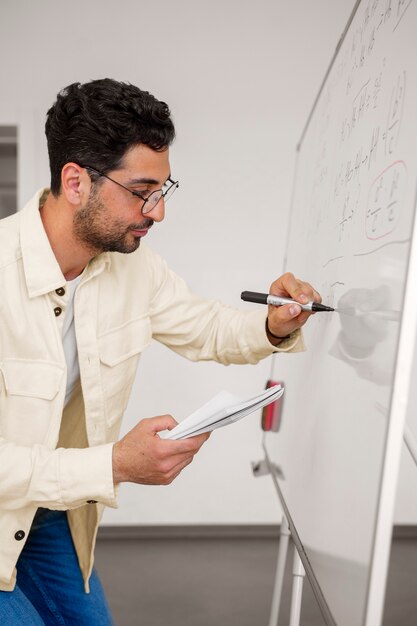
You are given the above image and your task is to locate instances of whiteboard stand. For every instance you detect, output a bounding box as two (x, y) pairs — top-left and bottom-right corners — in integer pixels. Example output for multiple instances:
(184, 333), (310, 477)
(267, 514), (305, 626)
(289, 548), (306, 626)
(251, 461), (306, 626)
(262, 427), (417, 626)
(268, 515), (291, 626)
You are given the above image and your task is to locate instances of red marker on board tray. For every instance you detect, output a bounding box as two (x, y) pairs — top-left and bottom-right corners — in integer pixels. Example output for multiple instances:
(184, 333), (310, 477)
(262, 380), (284, 432)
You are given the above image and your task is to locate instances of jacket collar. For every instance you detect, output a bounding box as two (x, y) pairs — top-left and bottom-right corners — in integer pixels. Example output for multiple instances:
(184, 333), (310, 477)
(20, 189), (111, 298)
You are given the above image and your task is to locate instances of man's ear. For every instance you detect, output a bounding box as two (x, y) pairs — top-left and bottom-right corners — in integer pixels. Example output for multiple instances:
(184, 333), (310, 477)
(61, 163), (90, 205)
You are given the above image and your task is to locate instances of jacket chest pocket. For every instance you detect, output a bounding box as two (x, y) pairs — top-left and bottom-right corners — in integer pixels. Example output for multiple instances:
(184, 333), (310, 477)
(98, 317), (152, 425)
(0, 359), (64, 445)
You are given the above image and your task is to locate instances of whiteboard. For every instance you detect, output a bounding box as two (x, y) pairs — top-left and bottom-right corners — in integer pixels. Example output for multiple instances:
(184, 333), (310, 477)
(264, 1), (417, 624)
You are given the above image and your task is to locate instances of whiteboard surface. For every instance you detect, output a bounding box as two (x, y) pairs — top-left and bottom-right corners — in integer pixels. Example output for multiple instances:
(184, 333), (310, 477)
(264, 1), (417, 624)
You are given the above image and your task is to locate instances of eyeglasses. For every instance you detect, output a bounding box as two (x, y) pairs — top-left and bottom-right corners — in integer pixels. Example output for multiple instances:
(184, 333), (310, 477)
(85, 166), (179, 215)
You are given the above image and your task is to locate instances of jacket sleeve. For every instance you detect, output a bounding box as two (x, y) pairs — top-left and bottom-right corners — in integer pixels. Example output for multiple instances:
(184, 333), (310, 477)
(0, 438), (117, 511)
(146, 248), (305, 364)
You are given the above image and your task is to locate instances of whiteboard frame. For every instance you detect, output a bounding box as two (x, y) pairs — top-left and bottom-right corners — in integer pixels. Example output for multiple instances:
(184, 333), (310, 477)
(266, 0), (417, 622)
(365, 184), (417, 623)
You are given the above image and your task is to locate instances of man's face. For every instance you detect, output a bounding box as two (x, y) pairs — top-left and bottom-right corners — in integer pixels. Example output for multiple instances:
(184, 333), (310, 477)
(73, 144), (171, 254)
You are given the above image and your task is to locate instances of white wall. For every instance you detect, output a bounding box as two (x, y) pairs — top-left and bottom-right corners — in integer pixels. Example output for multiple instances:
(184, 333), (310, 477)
(0, 0), (389, 526)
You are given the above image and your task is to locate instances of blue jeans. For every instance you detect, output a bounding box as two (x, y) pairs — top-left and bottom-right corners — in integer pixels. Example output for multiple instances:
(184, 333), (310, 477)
(0, 508), (114, 625)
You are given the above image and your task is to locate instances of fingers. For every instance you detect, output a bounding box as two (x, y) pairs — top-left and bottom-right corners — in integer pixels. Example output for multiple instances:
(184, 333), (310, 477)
(113, 415), (211, 486)
(270, 272), (322, 305)
(158, 430), (210, 454)
(145, 414), (179, 433)
(272, 301), (311, 323)
(265, 273), (322, 341)
(160, 455), (195, 485)
(162, 432), (211, 484)
(148, 435), (210, 485)
(267, 305), (310, 340)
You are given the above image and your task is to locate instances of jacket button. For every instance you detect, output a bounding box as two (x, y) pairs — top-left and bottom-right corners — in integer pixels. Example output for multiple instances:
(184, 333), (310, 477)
(14, 530), (25, 541)
(86, 500), (97, 504)
(56, 287), (65, 296)
(54, 307), (62, 317)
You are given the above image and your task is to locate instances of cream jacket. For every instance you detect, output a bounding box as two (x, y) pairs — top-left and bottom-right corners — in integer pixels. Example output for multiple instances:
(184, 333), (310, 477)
(0, 189), (304, 592)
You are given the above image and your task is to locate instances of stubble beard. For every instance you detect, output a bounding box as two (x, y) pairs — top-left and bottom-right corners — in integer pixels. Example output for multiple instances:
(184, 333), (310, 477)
(73, 188), (152, 255)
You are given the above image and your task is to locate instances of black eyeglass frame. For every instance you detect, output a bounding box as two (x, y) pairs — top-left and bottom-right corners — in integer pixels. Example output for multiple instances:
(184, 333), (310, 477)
(84, 166), (179, 215)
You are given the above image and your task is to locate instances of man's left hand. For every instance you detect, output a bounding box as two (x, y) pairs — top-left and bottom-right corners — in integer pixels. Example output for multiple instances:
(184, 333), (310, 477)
(266, 272), (321, 345)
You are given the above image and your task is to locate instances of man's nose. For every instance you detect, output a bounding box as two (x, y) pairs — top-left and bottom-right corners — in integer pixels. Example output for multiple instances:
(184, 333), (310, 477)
(145, 197), (165, 222)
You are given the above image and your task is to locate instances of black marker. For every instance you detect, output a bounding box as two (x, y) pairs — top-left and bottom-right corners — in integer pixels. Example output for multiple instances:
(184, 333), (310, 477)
(241, 291), (334, 312)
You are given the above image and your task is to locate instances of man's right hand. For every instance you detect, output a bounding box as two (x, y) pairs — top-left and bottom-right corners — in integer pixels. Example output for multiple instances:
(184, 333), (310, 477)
(112, 415), (210, 486)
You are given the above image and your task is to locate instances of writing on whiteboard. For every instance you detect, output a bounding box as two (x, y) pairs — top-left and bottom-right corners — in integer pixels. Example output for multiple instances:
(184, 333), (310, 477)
(366, 160), (406, 239)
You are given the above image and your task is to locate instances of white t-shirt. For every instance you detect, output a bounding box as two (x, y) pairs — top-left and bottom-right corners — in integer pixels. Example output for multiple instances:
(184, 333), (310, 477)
(62, 275), (82, 406)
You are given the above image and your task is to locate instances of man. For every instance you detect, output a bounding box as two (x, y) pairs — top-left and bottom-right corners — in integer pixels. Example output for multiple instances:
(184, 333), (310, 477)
(0, 78), (320, 624)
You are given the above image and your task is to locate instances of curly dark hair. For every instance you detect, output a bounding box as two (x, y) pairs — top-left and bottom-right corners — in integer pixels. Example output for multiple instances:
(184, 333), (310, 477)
(45, 78), (175, 195)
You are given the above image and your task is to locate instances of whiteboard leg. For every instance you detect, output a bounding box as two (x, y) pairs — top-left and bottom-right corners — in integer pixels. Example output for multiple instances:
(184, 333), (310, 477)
(289, 548), (305, 626)
(268, 515), (291, 626)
